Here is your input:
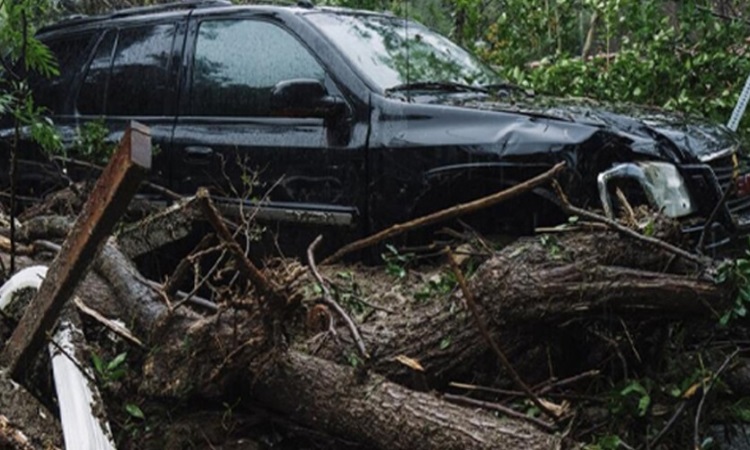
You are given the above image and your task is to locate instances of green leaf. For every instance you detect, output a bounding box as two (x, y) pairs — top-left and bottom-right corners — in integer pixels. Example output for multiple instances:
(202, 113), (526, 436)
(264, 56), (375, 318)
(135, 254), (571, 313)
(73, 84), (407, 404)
(125, 403), (145, 420)
(439, 337), (451, 350)
(91, 353), (104, 375)
(620, 380), (647, 397)
(107, 352), (127, 371)
(637, 394), (651, 416)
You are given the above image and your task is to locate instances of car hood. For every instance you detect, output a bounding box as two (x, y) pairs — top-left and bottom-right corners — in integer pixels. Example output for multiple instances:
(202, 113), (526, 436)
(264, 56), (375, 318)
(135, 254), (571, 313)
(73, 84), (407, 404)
(431, 94), (741, 163)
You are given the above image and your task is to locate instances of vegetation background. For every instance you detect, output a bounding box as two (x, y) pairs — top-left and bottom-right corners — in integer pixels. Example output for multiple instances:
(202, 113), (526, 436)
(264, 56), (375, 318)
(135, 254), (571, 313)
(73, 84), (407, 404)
(4, 0), (750, 135)
(324, 0), (750, 134)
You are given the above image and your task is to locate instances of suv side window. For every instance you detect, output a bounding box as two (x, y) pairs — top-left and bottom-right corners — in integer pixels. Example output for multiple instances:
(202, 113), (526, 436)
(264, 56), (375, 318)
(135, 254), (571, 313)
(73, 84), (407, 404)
(77, 24), (176, 116)
(190, 20), (325, 117)
(78, 30), (116, 115)
(32, 32), (96, 114)
(108, 24), (176, 116)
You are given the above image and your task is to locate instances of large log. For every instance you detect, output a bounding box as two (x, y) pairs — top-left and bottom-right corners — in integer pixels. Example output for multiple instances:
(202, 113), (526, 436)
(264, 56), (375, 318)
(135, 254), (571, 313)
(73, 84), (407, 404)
(314, 232), (727, 383)
(92, 242), (560, 450)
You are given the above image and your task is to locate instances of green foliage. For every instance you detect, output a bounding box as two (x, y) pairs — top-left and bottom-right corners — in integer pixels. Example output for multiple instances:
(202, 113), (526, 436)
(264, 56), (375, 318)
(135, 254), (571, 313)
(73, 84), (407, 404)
(332, 270), (367, 315)
(539, 234), (563, 259)
(71, 119), (111, 163)
(609, 379), (652, 418)
(729, 398), (750, 422)
(415, 270), (457, 301)
(92, 351), (129, 384)
(584, 434), (623, 450)
(481, 1), (750, 133)
(381, 244), (414, 279)
(124, 403), (145, 420)
(716, 241), (750, 326)
(346, 351), (363, 367)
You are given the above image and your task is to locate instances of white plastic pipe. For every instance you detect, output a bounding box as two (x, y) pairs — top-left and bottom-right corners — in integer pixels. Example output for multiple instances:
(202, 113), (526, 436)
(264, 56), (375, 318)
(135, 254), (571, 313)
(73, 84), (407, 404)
(728, 72), (750, 131)
(0, 266), (116, 450)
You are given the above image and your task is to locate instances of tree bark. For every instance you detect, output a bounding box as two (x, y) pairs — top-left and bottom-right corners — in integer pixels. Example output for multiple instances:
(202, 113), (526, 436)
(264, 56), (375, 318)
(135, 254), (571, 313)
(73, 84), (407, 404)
(92, 243), (560, 450)
(253, 351), (559, 450)
(313, 232), (726, 383)
(8, 214), (729, 450)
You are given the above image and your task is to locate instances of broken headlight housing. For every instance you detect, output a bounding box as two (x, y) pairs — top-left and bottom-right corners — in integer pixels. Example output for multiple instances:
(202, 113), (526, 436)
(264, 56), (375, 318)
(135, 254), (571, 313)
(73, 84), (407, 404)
(597, 162), (696, 219)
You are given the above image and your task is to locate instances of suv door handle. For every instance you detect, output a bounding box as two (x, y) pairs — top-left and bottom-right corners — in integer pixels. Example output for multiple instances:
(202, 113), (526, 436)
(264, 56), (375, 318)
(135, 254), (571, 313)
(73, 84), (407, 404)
(185, 146), (214, 157)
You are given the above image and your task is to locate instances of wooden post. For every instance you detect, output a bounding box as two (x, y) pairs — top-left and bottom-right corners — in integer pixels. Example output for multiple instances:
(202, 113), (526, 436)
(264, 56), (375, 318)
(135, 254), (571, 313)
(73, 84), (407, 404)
(1, 122), (151, 378)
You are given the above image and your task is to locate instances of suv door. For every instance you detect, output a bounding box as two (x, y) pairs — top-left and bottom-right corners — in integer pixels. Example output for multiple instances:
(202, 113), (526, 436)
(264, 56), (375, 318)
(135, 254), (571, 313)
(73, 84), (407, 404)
(74, 20), (186, 190)
(172, 16), (366, 242)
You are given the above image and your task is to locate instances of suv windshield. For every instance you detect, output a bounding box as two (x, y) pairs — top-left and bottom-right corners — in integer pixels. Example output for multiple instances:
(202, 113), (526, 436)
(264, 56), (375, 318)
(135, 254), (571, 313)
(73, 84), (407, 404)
(307, 12), (502, 92)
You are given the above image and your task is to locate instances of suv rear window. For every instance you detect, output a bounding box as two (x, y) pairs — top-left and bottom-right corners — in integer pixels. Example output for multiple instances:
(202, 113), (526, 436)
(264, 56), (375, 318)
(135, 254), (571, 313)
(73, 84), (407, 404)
(190, 20), (324, 117)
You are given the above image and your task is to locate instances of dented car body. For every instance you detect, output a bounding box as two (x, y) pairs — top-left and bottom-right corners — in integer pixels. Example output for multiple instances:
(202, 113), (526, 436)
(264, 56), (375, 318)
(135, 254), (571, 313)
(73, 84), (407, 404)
(2, 1), (750, 252)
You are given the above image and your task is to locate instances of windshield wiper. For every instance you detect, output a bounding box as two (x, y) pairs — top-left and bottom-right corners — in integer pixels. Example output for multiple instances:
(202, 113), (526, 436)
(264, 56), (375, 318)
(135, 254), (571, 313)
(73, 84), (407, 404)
(482, 82), (535, 97)
(385, 81), (489, 95)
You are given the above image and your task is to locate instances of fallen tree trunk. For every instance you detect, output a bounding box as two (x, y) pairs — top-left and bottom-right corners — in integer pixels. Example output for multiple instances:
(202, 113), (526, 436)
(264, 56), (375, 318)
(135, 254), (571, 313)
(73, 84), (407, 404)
(84, 229), (730, 448)
(91, 243), (560, 450)
(253, 351), (559, 450)
(313, 232), (727, 383)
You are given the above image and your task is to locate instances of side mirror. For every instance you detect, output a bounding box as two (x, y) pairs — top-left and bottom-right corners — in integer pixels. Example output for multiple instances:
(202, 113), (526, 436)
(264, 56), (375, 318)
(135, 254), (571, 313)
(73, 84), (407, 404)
(270, 79), (346, 118)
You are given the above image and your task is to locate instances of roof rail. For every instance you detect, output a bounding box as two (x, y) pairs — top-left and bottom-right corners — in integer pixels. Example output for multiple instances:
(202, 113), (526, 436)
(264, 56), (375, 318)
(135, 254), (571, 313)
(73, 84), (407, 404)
(238, 0), (314, 7)
(39, 0), (232, 33)
(108, 0), (233, 19)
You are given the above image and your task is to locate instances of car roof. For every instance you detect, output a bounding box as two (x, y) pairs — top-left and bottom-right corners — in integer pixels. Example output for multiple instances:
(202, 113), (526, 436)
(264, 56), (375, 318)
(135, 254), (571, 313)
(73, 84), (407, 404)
(38, 0), (394, 36)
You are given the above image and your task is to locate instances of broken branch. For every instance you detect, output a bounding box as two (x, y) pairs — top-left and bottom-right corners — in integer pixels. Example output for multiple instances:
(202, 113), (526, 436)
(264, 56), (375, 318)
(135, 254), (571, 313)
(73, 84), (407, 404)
(552, 180), (710, 267)
(196, 187), (284, 307)
(307, 235), (368, 360)
(446, 248), (560, 423)
(322, 162), (567, 265)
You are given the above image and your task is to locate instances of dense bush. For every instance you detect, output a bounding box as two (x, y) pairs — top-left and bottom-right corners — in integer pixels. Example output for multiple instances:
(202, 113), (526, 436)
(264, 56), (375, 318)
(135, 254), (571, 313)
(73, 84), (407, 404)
(480, 1), (750, 133)
(330, 0), (750, 135)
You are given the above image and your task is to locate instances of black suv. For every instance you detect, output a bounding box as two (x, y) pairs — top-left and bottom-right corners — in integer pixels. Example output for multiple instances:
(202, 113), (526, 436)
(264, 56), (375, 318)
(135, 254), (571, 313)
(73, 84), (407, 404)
(4, 0), (750, 252)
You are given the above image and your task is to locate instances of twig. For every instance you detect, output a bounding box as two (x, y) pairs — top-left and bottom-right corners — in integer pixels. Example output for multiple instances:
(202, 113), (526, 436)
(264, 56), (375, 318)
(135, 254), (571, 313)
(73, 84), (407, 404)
(446, 248), (560, 423)
(74, 297), (144, 348)
(443, 393), (556, 433)
(649, 401), (687, 449)
(307, 235), (369, 360)
(694, 348), (741, 449)
(697, 182), (734, 253)
(322, 162), (566, 265)
(164, 234), (216, 297)
(551, 180), (710, 267)
(356, 297), (396, 314)
(536, 369), (601, 395)
(52, 156), (182, 200)
(449, 382), (603, 402)
(196, 188), (284, 307)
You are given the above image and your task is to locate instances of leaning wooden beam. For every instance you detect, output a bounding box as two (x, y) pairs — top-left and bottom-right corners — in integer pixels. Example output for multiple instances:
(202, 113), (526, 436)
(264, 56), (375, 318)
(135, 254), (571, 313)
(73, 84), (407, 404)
(1, 122), (151, 378)
(322, 161), (566, 265)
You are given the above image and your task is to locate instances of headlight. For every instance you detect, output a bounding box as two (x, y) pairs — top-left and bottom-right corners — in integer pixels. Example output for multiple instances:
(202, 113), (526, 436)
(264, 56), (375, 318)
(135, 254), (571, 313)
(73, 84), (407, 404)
(597, 162), (695, 218)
